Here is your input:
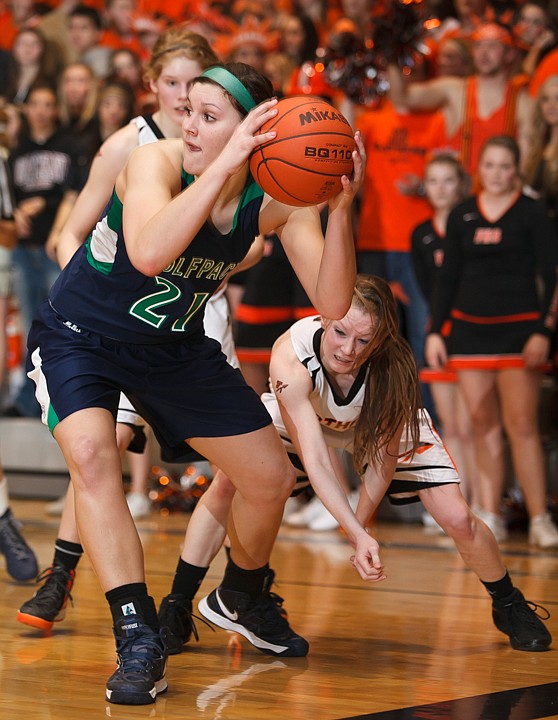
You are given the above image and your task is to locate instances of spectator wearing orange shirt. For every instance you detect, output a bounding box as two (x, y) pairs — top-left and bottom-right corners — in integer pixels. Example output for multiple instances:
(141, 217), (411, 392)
(100, 0), (146, 60)
(0, 0), (40, 52)
(137, 0), (198, 24)
(388, 22), (535, 184)
(355, 93), (437, 369)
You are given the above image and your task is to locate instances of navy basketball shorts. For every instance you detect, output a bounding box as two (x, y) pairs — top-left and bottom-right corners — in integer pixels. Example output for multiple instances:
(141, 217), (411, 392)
(27, 302), (272, 459)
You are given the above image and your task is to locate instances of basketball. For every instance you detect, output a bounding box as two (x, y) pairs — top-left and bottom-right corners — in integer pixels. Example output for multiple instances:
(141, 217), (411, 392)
(249, 96), (356, 207)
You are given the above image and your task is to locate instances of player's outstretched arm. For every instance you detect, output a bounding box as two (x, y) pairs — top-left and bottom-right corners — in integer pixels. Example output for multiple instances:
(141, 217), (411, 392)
(359, 430), (401, 524)
(270, 331), (385, 583)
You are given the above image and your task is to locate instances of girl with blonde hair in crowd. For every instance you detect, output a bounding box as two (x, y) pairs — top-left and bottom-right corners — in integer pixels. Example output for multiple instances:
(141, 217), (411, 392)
(523, 73), (558, 225)
(412, 153), (478, 532)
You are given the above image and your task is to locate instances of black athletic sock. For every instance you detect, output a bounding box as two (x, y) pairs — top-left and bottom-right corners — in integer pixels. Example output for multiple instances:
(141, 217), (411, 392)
(170, 558), (208, 601)
(221, 558), (269, 600)
(482, 570), (514, 601)
(106, 583), (159, 632)
(53, 538), (83, 572)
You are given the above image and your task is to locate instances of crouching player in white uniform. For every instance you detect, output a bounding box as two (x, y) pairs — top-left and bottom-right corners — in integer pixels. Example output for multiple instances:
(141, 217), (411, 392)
(264, 274), (551, 653)
(168, 275), (551, 655)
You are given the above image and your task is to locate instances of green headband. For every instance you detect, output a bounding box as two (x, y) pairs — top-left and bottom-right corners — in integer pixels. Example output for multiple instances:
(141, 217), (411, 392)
(201, 67), (256, 113)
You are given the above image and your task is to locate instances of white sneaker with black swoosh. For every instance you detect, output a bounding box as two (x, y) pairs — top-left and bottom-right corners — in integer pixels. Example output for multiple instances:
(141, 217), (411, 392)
(198, 586), (309, 657)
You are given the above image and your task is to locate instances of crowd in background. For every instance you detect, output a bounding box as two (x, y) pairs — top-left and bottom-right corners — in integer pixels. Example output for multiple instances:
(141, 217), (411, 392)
(1, 0), (558, 552)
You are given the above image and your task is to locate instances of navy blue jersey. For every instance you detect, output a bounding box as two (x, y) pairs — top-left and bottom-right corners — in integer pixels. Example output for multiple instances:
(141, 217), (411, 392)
(49, 171), (263, 343)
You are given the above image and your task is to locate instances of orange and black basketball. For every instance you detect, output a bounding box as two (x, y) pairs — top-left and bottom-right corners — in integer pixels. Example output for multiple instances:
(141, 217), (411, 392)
(249, 96), (356, 207)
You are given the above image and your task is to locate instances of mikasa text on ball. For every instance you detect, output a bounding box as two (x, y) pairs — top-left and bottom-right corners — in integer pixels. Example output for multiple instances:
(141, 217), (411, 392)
(249, 96), (356, 207)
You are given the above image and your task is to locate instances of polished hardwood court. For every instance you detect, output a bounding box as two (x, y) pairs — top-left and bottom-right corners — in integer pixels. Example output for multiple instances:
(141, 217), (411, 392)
(2, 496), (558, 720)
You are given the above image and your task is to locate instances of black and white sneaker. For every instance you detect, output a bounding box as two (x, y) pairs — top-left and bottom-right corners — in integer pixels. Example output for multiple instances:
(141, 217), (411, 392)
(198, 586), (309, 657)
(492, 588), (552, 652)
(106, 611), (168, 705)
(262, 568), (288, 618)
(17, 564), (74, 631)
(157, 593), (213, 654)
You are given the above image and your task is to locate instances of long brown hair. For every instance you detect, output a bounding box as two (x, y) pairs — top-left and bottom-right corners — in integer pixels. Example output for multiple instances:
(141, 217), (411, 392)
(351, 275), (421, 473)
(4, 28), (61, 105)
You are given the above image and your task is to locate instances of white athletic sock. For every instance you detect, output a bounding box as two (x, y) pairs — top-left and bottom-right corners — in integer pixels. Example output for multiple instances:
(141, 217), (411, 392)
(0, 477), (9, 516)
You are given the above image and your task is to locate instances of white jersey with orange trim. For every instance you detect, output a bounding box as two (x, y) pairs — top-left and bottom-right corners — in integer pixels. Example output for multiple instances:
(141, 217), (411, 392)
(261, 315), (460, 500)
(262, 315), (364, 453)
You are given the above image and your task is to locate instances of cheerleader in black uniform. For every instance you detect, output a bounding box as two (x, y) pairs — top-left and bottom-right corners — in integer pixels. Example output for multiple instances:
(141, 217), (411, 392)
(426, 135), (558, 548)
(412, 153), (478, 525)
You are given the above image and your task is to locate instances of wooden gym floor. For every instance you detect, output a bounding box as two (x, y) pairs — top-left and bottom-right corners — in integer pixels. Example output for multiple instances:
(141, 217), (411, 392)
(1, 496), (558, 720)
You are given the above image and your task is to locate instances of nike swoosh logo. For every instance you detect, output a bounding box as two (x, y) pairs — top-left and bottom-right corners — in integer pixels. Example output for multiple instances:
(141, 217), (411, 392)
(215, 589), (238, 621)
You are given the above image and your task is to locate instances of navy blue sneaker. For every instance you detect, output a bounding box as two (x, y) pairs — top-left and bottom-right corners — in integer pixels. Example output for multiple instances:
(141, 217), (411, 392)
(106, 611), (168, 705)
(492, 589), (552, 652)
(0, 509), (39, 581)
(198, 586), (308, 657)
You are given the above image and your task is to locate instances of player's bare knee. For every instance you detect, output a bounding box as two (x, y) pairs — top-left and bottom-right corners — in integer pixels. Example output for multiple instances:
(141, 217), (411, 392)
(279, 461), (296, 499)
(211, 471), (237, 503)
(65, 434), (114, 485)
(442, 508), (475, 542)
(253, 463), (295, 505)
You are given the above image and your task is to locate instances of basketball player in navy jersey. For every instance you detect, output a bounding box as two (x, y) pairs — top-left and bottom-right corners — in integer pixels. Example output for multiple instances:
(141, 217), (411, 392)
(24, 62), (366, 705)
(16, 31), (263, 637)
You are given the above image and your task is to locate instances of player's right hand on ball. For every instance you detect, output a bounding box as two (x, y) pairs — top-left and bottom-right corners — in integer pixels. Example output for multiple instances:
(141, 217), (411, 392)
(328, 130), (366, 211)
(220, 99), (278, 177)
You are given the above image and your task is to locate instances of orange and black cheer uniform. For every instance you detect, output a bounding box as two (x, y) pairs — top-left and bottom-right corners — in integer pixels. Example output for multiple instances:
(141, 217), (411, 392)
(411, 218), (445, 309)
(429, 193), (558, 370)
(411, 217), (456, 383)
